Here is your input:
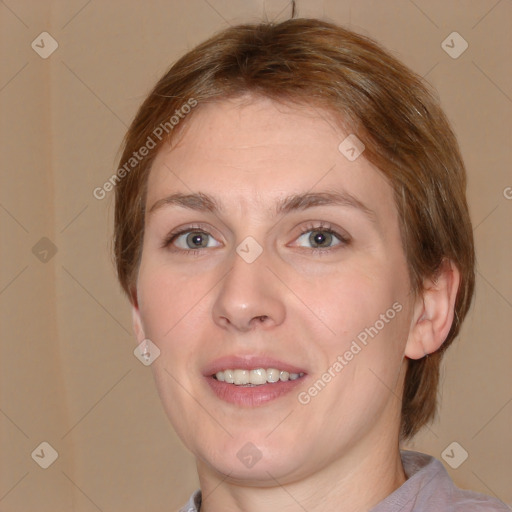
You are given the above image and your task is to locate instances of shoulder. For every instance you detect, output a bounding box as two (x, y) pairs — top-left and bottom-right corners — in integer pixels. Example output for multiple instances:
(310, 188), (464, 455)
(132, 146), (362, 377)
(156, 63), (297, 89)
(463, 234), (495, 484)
(372, 451), (509, 511)
(450, 485), (510, 511)
(178, 489), (202, 512)
(399, 450), (510, 511)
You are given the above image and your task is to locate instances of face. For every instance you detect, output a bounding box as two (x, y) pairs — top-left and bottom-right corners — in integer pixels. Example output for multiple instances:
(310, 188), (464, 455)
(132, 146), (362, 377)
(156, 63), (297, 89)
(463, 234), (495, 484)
(133, 95), (416, 485)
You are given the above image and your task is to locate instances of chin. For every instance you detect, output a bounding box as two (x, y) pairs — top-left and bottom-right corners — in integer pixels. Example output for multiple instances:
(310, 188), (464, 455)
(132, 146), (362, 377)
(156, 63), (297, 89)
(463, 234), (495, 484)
(194, 435), (311, 485)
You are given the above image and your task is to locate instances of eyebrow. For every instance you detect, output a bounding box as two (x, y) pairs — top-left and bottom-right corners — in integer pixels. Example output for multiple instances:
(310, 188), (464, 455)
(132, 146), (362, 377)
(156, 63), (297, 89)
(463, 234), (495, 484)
(148, 191), (377, 222)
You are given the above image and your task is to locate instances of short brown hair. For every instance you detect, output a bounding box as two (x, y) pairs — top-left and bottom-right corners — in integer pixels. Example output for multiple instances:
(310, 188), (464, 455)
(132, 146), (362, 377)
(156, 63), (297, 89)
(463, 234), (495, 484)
(114, 18), (475, 439)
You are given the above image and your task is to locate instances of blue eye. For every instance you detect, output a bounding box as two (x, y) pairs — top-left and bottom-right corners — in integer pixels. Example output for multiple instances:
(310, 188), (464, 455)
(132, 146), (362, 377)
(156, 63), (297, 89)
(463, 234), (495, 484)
(296, 229), (345, 249)
(171, 230), (221, 250)
(163, 224), (348, 254)
(176, 231), (220, 249)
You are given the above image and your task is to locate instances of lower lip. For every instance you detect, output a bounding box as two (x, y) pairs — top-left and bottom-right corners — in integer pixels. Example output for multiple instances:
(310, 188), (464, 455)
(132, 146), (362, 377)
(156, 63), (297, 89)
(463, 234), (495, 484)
(205, 376), (306, 407)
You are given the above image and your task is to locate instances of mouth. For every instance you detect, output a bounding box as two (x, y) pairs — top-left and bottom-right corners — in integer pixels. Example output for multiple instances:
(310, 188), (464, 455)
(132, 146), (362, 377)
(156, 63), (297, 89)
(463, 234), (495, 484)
(213, 368), (305, 385)
(203, 356), (308, 407)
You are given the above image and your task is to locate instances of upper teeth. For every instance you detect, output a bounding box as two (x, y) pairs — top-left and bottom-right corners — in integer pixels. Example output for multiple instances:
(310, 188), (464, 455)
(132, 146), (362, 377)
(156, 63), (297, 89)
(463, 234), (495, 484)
(215, 368), (304, 385)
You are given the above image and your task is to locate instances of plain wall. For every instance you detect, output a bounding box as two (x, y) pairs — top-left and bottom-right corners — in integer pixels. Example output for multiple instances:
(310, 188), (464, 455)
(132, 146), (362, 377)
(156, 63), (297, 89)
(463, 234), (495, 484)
(1, 1), (510, 510)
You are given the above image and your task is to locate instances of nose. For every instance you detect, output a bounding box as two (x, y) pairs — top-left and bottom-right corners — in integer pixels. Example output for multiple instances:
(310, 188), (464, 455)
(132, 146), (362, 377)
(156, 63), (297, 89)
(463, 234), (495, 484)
(212, 250), (286, 332)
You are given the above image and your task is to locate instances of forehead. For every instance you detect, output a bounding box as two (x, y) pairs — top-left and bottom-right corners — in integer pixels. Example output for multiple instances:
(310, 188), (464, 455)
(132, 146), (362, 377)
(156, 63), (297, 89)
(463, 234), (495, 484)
(146, 96), (395, 220)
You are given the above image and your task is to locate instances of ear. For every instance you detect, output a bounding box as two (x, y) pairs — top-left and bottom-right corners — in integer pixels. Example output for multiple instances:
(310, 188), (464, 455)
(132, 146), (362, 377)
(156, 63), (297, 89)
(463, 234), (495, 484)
(405, 259), (461, 359)
(130, 288), (146, 343)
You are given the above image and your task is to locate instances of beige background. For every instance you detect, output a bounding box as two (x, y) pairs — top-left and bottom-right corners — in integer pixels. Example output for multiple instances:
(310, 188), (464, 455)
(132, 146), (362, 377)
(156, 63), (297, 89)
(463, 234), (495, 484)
(1, 0), (511, 510)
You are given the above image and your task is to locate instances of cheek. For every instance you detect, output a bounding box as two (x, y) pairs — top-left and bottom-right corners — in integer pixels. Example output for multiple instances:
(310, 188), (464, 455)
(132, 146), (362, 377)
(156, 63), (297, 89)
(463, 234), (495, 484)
(138, 264), (204, 369)
(323, 289), (410, 408)
(295, 260), (405, 340)
(136, 263), (211, 430)
(297, 261), (411, 392)
(137, 259), (207, 339)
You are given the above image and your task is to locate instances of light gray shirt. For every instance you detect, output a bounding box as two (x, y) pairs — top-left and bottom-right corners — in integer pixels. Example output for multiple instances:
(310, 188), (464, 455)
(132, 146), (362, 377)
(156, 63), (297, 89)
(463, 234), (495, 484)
(179, 450), (510, 511)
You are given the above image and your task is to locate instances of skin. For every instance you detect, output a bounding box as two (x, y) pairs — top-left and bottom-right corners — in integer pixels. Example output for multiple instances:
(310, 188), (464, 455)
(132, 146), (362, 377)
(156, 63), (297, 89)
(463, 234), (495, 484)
(131, 95), (460, 512)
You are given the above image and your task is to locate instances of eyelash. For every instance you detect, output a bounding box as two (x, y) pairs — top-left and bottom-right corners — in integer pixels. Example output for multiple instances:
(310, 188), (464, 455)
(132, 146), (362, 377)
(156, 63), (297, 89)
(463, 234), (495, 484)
(297, 221), (350, 254)
(161, 223), (209, 255)
(162, 221), (350, 255)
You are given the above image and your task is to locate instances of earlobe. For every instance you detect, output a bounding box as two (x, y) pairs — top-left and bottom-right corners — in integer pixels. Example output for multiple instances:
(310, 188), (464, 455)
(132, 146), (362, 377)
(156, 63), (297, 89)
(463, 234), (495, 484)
(405, 259), (461, 360)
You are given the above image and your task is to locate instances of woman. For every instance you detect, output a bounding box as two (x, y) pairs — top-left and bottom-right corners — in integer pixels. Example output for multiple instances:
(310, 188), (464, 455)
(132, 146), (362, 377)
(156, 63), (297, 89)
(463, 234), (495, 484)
(113, 18), (508, 511)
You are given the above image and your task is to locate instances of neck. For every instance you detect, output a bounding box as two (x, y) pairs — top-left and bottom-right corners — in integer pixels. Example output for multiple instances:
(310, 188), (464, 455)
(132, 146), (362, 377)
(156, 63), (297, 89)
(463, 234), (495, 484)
(197, 440), (406, 512)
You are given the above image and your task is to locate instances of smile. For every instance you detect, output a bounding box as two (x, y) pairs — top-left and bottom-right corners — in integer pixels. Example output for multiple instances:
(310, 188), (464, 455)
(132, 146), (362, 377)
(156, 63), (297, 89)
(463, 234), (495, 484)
(214, 368), (305, 386)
